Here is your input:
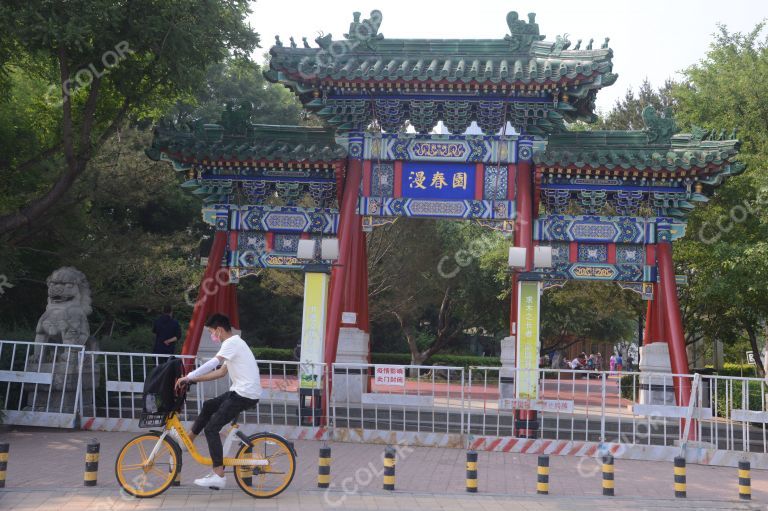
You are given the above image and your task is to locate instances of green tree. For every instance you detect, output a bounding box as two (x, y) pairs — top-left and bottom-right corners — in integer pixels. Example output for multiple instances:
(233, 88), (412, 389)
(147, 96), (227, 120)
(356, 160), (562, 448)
(670, 23), (768, 372)
(0, 51), (310, 342)
(540, 282), (640, 353)
(598, 78), (675, 130)
(0, 0), (259, 235)
(368, 219), (508, 365)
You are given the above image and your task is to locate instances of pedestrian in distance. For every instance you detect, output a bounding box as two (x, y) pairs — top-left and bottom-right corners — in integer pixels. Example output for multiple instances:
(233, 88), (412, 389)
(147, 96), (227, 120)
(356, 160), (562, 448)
(152, 305), (181, 355)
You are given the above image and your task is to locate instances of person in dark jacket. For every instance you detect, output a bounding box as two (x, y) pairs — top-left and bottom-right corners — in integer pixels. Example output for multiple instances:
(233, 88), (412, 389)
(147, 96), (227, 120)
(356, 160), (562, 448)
(152, 305), (181, 355)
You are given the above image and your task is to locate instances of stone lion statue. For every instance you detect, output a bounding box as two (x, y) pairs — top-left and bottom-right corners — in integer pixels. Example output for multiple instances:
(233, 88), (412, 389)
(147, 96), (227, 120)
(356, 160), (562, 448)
(33, 266), (96, 361)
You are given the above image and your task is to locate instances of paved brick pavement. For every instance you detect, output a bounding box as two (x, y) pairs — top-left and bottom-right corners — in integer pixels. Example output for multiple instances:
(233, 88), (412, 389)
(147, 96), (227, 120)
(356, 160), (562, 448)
(1, 426), (767, 510)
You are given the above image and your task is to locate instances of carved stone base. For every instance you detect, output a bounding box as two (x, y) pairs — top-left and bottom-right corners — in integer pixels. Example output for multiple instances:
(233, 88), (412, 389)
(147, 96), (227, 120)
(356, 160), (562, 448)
(331, 327), (370, 404)
(25, 361), (99, 413)
(639, 342), (675, 406)
(499, 336), (516, 399)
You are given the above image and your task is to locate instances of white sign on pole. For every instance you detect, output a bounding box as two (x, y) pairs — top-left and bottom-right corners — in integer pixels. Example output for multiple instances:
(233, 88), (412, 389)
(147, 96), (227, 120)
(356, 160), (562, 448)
(746, 350), (755, 365)
(373, 365), (406, 386)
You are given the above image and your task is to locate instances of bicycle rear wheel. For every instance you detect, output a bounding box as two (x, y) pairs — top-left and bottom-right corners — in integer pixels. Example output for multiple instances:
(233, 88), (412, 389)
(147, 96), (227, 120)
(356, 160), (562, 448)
(233, 433), (296, 498)
(115, 432), (180, 498)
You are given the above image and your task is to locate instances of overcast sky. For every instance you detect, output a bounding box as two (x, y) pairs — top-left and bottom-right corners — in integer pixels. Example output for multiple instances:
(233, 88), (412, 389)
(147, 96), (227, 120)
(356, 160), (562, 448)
(248, 0), (766, 113)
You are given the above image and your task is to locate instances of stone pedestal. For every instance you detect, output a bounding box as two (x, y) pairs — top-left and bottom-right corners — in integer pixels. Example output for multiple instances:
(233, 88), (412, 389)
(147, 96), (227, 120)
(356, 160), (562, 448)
(639, 342), (675, 405)
(26, 358), (98, 414)
(331, 327), (369, 404)
(499, 336), (516, 399)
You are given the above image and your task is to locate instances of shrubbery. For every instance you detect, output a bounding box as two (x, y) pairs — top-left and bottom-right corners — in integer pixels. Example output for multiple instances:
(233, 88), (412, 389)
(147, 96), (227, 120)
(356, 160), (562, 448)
(251, 347), (501, 369)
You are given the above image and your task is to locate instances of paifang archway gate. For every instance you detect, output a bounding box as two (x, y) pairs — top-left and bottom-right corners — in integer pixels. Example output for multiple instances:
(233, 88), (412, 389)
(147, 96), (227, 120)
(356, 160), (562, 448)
(148, 10), (742, 424)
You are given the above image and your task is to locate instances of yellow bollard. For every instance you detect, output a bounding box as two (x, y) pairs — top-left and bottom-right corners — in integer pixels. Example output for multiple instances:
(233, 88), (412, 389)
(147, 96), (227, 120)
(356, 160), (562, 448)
(317, 446), (331, 489)
(738, 460), (751, 501)
(537, 455), (549, 495)
(84, 439), (99, 487)
(466, 450), (478, 493)
(0, 442), (8, 488)
(674, 456), (686, 498)
(602, 454), (614, 496)
(383, 446), (396, 491)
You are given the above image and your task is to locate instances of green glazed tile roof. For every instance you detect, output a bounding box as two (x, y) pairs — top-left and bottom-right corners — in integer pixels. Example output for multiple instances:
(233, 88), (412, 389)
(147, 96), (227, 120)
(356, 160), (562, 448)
(535, 108), (743, 176)
(267, 10), (616, 88)
(147, 116), (347, 165)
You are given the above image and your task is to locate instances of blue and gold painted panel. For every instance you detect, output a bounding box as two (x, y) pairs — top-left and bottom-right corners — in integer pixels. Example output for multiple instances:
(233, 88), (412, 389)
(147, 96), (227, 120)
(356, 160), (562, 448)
(355, 132), (530, 163)
(359, 197), (515, 220)
(402, 162), (476, 200)
(210, 205), (340, 234)
(534, 215), (686, 244)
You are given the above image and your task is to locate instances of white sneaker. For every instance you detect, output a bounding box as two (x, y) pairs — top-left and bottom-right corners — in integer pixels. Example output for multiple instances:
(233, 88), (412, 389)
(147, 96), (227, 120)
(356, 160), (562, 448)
(167, 428), (187, 452)
(194, 472), (226, 490)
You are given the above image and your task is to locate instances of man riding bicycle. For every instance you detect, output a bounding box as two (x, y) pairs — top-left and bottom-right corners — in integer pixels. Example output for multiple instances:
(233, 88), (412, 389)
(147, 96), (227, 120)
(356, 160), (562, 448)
(174, 313), (261, 489)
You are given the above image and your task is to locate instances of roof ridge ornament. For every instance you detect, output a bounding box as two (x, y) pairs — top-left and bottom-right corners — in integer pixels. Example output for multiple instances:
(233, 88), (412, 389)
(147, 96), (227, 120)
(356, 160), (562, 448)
(221, 100), (254, 135)
(343, 10), (384, 49)
(504, 11), (545, 52)
(642, 106), (679, 144)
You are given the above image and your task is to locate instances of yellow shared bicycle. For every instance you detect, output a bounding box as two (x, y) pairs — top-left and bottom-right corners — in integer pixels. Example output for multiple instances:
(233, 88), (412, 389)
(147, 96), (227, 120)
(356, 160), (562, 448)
(115, 387), (296, 498)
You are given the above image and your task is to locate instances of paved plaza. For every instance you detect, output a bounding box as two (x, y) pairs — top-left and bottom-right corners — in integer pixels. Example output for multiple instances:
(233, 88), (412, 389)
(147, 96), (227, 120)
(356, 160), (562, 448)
(0, 427), (766, 510)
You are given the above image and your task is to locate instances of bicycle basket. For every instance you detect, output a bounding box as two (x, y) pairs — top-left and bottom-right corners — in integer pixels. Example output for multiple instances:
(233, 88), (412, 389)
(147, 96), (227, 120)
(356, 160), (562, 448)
(138, 412), (167, 428)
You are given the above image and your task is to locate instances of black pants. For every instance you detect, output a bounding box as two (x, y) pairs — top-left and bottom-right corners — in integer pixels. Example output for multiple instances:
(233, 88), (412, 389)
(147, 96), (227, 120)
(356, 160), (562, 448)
(191, 391), (258, 468)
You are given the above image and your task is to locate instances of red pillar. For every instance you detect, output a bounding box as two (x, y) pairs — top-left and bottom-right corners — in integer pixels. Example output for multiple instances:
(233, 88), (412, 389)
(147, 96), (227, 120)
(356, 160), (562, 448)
(509, 159), (534, 335)
(181, 231), (228, 364)
(344, 216), (362, 321)
(518, 159), (534, 272)
(509, 163), (520, 336)
(654, 279), (666, 343)
(324, 157), (363, 368)
(657, 241), (692, 408)
(643, 295), (653, 345)
(358, 231), (370, 333)
(228, 282), (240, 330)
(514, 156), (536, 437)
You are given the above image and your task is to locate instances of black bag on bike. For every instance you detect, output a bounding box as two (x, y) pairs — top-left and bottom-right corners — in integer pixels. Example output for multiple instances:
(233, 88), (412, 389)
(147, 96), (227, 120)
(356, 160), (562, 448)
(142, 357), (184, 414)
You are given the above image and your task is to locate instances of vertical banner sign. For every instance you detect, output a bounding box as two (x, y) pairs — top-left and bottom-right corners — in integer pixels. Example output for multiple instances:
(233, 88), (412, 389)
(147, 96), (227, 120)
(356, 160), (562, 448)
(299, 272), (329, 389)
(516, 281), (541, 399)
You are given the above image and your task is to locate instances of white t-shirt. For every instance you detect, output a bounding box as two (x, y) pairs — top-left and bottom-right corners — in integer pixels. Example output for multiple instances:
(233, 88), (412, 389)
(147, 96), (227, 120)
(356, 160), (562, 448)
(216, 335), (262, 400)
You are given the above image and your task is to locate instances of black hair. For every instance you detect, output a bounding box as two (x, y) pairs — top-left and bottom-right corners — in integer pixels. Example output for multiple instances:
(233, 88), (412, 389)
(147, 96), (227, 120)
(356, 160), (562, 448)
(162, 304), (173, 314)
(205, 313), (232, 331)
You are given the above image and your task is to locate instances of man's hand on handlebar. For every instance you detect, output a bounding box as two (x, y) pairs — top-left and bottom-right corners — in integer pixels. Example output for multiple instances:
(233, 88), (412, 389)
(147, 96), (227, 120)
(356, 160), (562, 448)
(175, 376), (192, 392)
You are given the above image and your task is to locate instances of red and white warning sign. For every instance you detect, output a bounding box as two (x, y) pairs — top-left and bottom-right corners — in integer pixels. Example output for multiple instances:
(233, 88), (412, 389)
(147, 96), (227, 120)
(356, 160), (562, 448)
(373, 365), (406, 386)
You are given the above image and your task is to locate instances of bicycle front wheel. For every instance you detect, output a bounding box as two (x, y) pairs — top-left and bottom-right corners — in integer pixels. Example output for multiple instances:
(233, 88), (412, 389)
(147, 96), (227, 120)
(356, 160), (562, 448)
(115, 432), (180, 498)
(233, 433), (296, 498)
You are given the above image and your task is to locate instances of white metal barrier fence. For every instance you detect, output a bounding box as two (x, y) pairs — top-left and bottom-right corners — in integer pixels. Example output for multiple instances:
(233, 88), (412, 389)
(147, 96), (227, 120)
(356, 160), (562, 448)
(330, 363), (464, 445)
(79, 351), (198, 429)
(3, 339), (768, 466)
(0, 340), (84, 428)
